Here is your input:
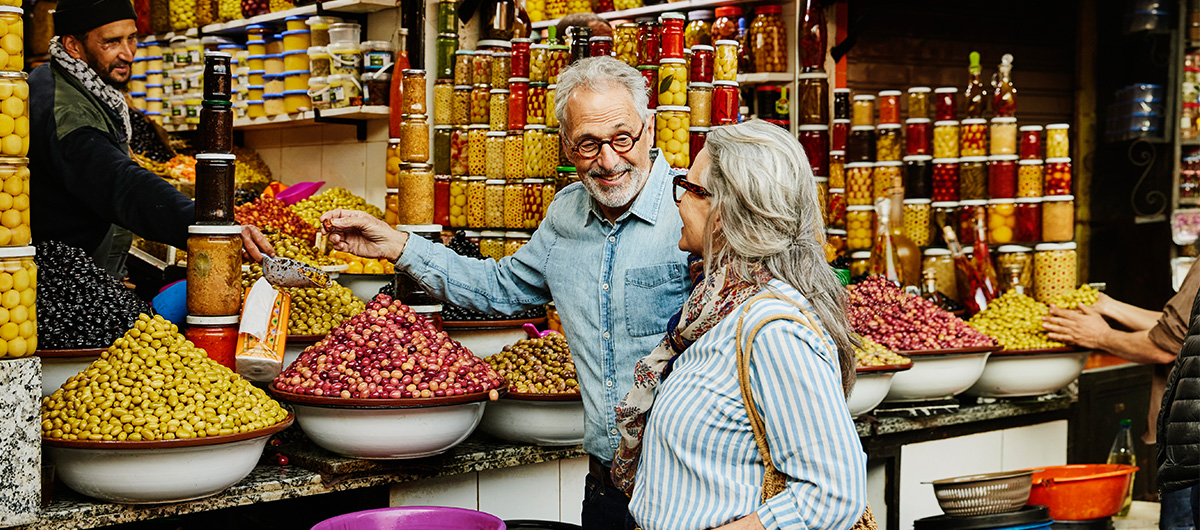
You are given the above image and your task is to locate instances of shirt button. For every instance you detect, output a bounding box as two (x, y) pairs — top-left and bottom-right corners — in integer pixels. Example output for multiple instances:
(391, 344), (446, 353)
(609, 236), (616, 243)
(611, 428), (619, 435)
(603, 332), (611, 339)
(602, 283), (609, 291)
(606, 379), (613, 387)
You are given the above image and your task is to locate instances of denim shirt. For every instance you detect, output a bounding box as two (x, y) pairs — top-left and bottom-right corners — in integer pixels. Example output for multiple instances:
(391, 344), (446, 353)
(397, 149), (691, 460)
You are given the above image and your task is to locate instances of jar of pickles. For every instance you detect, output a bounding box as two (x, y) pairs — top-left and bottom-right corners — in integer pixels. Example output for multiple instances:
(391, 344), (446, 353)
(827, 188), (846, 229)
(614, 24), (638, 66)
(690, 44), (714, 83)
(903, 155), (932, 199)
(748, 5), (787, 72)
(1019, 125), (1043, 160)
(398, 163), (435, 225)
(797, 125), (829, 176)
(385, 139), (402, 188)
(689, 127), (708, 161)
(658, 58), (688, 107)
(932, 158), (959, 202)
(688, 83), (713, 127)
(846, 205), (874, 251)
(473, 51), (493, 87)
(1017, 159), (1043, 197)
(907, 87), (931, 120)
(453, 84), (472, 125)
(933, 120), (960, 159)
(934, 87), (957, 121)
(492, 52), (512, 89)
(449, 176), (469, 228)
(511, 38), (532, 79)
(480, 230), (505, 260)
(957, 118), (987, 158)
(846, 162), (873, 206)
(714, 40), (738, 82)
(830, 150), (846, 188)
(1042, 195), (1074, 242)
(995, 245), (1034, 294)
(485, 131), (506, 180)
(638, 18), (663, 66)
(543, 128), (560, 178)
(922, 248), (957, 301)
(454, 50), (473, 86)
(402, 69), (427, 115)
(905, 119), (931, 156)
(508, 78), (529, 130)
(1046, 123), (1070, 158)
(523, 125), (546, 178)
(503, 181), (524, 228)
(849, 251), (871, 277)
(504, 130), (524, 181)
(433, 125), (452, 174)
(1045, 158), (1072, 195)
(468, 125), (489, 175)
(877, 90), (901, 125)
(833, 88), (850, 120)
(988, 154), (1018, 199)
(815, 176), (829, 214)
(484, 179), (506, 228)
(958, 156), (988, 201)
(530, 44), (549, 83)
(466, 176), (487, 228)
(505, 231), (531, 256)
(931, 202), (959, 247)
(471, 85), (491, 125)
(847, 126), (876, 163)
(1015, 197), (1041, 242)
(639, 66), (658, 110)
(712, 81), (739, 125)
(987, 198), (1017, 245)
(832, 119), (850, 152)
(656, 106), (691, 168)
(520, 179), (545, 228)
(903, 198), (932, 247)
(489, 89), (509, 131)
(957, 200), (986, 246)
(1034, 242), (1077, 303)
(989, 117), (1018, 155)
(528, 82), (546, 125)
(826, 229), (847, 260)
(876, 124), (901, 161)
(545, 85), (558, 128)
(851, 94), (875, 127)
(797, 72), (829, 125)
(186, 226), (240, 316)
(873, 161), (901, 201)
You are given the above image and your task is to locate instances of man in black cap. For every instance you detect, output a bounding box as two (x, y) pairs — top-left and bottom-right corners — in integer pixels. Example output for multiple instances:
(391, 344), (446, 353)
(29, 0), (272, 277)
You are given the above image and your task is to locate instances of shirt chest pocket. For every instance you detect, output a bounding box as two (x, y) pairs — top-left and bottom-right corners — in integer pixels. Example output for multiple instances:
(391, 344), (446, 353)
(624, 263), (688, 337)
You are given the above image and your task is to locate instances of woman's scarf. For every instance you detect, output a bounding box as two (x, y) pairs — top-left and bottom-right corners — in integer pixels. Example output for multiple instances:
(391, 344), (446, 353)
(49, 36), (132, 142)
(610, 258), (772, 495)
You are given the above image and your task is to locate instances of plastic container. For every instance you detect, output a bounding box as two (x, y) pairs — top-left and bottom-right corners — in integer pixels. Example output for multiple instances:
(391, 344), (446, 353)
(328, 22), (361, 45)
(1025, 465), (1138, 521)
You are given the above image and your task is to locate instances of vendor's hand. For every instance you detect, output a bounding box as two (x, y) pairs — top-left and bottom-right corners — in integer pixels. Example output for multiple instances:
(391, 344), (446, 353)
(1088, 292), (1115, 318)
(320, 209), (408, 261)
(241, 225), (275, 263)
(1043, 305), (1110, 349)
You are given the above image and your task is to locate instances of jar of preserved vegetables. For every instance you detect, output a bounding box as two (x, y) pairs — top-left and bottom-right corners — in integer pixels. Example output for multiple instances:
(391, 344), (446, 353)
(468, 125), (489, 175)
(848, 251), (870, 277)
(432, 82), (453, 125)
(480, 230), (505, 260)
(931, 202), (958, 247)
(876, 124), (901, 162)
(451, 126), (469, 176)
(473, 51), (493, 87)
(905, 119), (931, 156)
(688, 83), (713, 127)
(833, 88), (851, 120)
(907, 87), (931, 120)
(1046, 124), (1070, 158)
(685, 10), (714, 48)
(690, 127), (709, 164)
(826, 229), (847, 260)
(402, 69), (427, 115)
(932, 158), (959, 202)
(485, 179), (506, 228)
(987, 154), (1018, 199)
(714, 40), (739, 82)
(989, 117), (1018, 155)
(489, 89), (509, 131)
(995, 245), (1034, 294)
(505, 231), (531, 256)
(1045, 158), (1072, 195)
(467, 176), (487, 228)
(454, 50), (473, 86)
(847, 126), (875, 163)
(449, 176), (470, 228)
(1034, 242), (1077, 303)
(399, 114), (430, 163)
(1019, 125), (1043, 160)
(548, 44), (569, 83)
(987, 198), (1017, 245)
(658, 58), (688, 107)
(712, 81), (739, 125)
(903, 155), (932, 199)
(1017, 159), (1043, 197)
(934, 87), (957, 121)
(187, 225), (242, 316)
(922, 248), (957, 301)
(471, 85), (491, 125)
(661, 13), (686, 59)
(527, 82), (547, 125)
(797, 71), (829, 125)
(589, 36), (613, 58)
(1014, 197), (1041, 242)
(960, 118), (988, 157)
(453, 85), (472, 126)
(434, 125), (452, 174)
(846, 162), (873, 206)
(656, 105), (691, 168)
(503, 181), (524, 229)
(711, 6), (743, 42)
(436, 33), (457, 80)
(957, 200), (985, 246)
(827, 188), (846, 229)
(878, 90), (901, 125)
(511, 38), (531, 79)
(691, 44), (714, 84)
(933, 120), (960, 159)
(846, 205), (874, 251)
(491, 52), (513, 90)
(639, 66), (658, 110)
(486, 131), (506, 180)
(832, 119), (849, 152)
(797, 125), (829, 176)
(852, 94), (874, 127)
(748, 5), (786, 73)
(508, 78), (529, 130)
(543, 128), (560, 178)
(614, 24), (638, 66)
(830, 150), (846, 188)
(530, 44), (549, 83)
(873, 161), (902, 201)
(399, 163), (435, 225)
(524, 124), (546, 178)
(521, 178), (545, 228)
(958, 156), (988, 201)
(903, 198), (932, 247)
(1042, 195), (1074, 242)
(505, 130), (524, 181)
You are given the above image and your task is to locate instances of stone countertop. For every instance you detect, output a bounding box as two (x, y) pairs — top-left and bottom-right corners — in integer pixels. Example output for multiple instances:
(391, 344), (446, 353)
(855, 393), (1075, 438)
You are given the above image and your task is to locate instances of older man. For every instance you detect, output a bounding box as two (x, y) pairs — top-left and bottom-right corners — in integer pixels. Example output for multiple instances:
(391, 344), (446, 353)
(322, 57), (690, 529)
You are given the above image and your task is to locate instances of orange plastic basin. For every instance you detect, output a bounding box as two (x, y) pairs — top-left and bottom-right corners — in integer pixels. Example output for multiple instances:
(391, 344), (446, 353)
(1024, 464), (1138, 520)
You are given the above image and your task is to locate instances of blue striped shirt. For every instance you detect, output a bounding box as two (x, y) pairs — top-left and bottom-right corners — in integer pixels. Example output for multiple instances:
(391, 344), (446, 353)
(629, 280), (867, 530)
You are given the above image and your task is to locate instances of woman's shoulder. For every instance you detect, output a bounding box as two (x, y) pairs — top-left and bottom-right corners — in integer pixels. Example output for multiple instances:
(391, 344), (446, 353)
(738, 281), (834, 354)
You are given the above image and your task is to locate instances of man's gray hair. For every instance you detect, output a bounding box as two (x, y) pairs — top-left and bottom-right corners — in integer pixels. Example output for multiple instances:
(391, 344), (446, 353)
(553, 56), (652, 132)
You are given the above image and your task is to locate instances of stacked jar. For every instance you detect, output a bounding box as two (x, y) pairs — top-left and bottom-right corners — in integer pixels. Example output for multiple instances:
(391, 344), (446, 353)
(389, 69), (433, 226)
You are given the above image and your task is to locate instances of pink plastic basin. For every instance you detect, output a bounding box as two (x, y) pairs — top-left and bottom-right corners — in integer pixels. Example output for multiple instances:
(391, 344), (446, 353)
(311, 506), (506, 530)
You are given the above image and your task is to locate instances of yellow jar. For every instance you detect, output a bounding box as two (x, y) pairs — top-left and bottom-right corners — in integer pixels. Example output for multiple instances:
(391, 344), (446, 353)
(530, 45), (549, 83)
(902, 198), (932, 247)
(505, 130), (525, 181)
(714, 40), (738, 82)
(849, 251), (871, 278)
(398, 163), (434, 225)
(385, 139), (401, 188)
(486, 131), (506, 180)
(0, 9), (23, 72)
(873, 161), (902, 201)
(468, 125), (489, 176)
(0, 245), (35, 357)
(996, 245), (1034, 295)
(987, 198), (1017, 245)
(448, 176), (469, 228)
(485, 179), (506, 228)
(1046, 123), (1070, 158)
(688, 83), (713, 127)
(186, 225), (242, 316)
(655, 105), (691, 169)
(1042, 195), (1075, 242)
(489, 89), (509, 131)
(543, 127), (560, 180)
(471, 85), (491, 125)
(1017, 159), (1044, 197)
(846, 162), (873, 206)
(876, 124), (901, 161)
(399, 114), (430, 163)
(0, 72), (27, 157)
(933, 120), (960, 159)
(504, 231), (531, 256)
(504, 182), (524, 229)
(990, 117), (1018, 155)
(614, 23), (638, 66)
(433, 81), (454, 125)
(545, 85), (558, 128)
(846, 205), (874, 251)
(480, 230), (505, 260)
(1034, 242), (1077, 303)
(466, 176), (487, 228)
(657, 59), (688, 107)
(384, 188), (398, 225)
(524, 125), (546, 179)
(852, 94), (875, 128)
(452, 85), (472, 126)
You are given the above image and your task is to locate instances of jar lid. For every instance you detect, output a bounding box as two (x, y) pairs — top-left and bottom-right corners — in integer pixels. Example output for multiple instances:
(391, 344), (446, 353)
(530, 44), (549, 50)
(853, 94), (876, 101)
(834, 88), (851, 94)
(959, 156), (989, 163)
(714, 39), (740, 47)
(1042, 194), (1075, 201)
(934, 87), (958, 93)
(660, 58), (686, 65)
(1019, 124), (1044, 132)
(712, 80), (739, 87)
(480, 230), (506, 237)
(508, 77), (530, 83)
(755, 85), (782, 93)
(188, 225), (244, 235)
(991, 116), (1018, 124)
(402, 69), (427, 75)
(691, 44), (714, 52)
(469, 124), (491, 129)
(486, 131), (507, 137)
(688, 9), (714, 20)
(833, 118), (851, 124)
(434, 125), (454, 130)
(830, 150), (846, 156)
(846, 205), (874, 211)
(477, 40), (512, 48)
(475, 50), (493, 56)
(402, 113), (427, 120)
(989, 198), (1016, 204)
(689, 82), (714, 89)
(397, 224), (443, 233)
(845, 162), (873, 168)
(989, 154), (1020, 161)
(589, 36), (613, 42)
(467, 175), (486, 180)
(637, 65), (659, 71)
(797, 71), (828, 80)
(0, 245), (32, 258)
(714, 6), (742, 17)
(902, 155), (933, 162)
(490, 89), (510, 94)
(1018, 158), (1044, 165)
(455, 49), (476, 56)
(850, 125), (875, 132)
(931, 201), (960, 208)
(908, 86), (931, 93)
(875, 161), (902, 167)
(961, 118), (988, 125)
(281, 50), (308, 56)
(959, 199), (988, 206)
(878, 90), (902, 97)
(903, 198), (932, 205)
(485, 179), (507, 186)
(505, 231), (532, 239)
(753, 4), (782, 14)
(281, 30), (311, 36)
(814, 176), (828, 182)
(963, 247), (974, 254)
(660, 12), (686, 19)
(826, 228), (847, 235)
(521, 178), (545, 184)
(524, 124), (547, 130)
(1046, 157), (1072, 163)
(195, 153), (237, 161)
(1046, 123), (1070, 130)
(657, 105), (691, 112)
(454, 84), (473, 90)
(932, 158), (959, 164)
(1035, 242), (1076, 251)
(877, 123), (901, 130)
(797, 124), (829, 131)
(828, 188), (844, 193)
(850, 251), (871, 259)
(186, 315), (241, 325)
(530, 82), (548, 87)
(284, 69), (312, 76)
(1016, 197), (1043, 203)
(905, 118), (931, 124)
(933, 120), (959, 127)
(492, 51), (512, 57)
(689, 126), (710, 132)
(923, 247), (951, 256)
(387, 138), (401, 144)
(996, 245), (1033, 253)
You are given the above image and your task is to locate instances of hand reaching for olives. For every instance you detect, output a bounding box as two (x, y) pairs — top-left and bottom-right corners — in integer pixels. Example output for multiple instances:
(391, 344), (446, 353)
(241, 225), (276, 263)
(320, 209), (408, 262)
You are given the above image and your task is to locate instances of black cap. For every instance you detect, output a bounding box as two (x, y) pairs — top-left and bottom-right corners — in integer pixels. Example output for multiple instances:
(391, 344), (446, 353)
(53, 0), (138, 36)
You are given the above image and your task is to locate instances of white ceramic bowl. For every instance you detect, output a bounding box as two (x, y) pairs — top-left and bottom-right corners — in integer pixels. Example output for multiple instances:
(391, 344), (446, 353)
(36, 349), (105, 398)
(45, 415), (292, 504)
(965, 349), (1090, 398)
(273, 387), (497, 459)
(884, 347), (995, 403)
(338, 273), (393, 303)
(445, 322), (540, 358)
(848, 363), (912, 417)
(479, 394), (585, 446)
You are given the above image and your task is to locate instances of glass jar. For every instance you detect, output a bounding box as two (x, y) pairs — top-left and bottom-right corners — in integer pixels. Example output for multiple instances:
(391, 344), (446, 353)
(433, 125), (452, 174)
(922, 248), (957, 301)
(903, 155), (932, 199)
(960, 118), (988, 157)
(690, 45), (714, 84)
(195, 153), (236, 223)
(521, 179), (545, 228)
(851, 94), (875, 127)
(987, 199), (1017, 245)
(958, 156), (988, 201)
(589, 36), (613, 58)
(932, 158), (960, 202)
(686, 11), (714, 47)
(658, 59), (688, 107)
(185, 316), (239, 370)
(473, 51), (493, 87)
(1034, 242), (1077, 303)
(489, 89), (509, 131)
(639, 66), (658, 110)
(1046, 124), (1070, 158)
(0, 158), (28, 246)
(849, 251), (871, 277)
(491, 53), (512, 89)
(931, 202), (959, 247)
(485, 131), (506, 180)
(796, 72), (829, 125)
(510, 38), (531, 79)
(689, 127), (709, 161)
(454, 51), (474, 86)
(435, 33), (457, 80)
(815, 176), (829, 214)
(1017, 159), (1044, 198)
(712, 81), (739, 125)
(638, 18), (663, 66)
(833, 88), (851, 120)
(451, 126), (469, 176)
(523, 125), (545, 179)
(504, 130), (524, 181)
(827, 188), (846, 229)
(471, 85), (491, 125)
(661, 13), (686, 59)
(876, 124), (901, 162)
(385, 189), (399, 228)
(503, 181), (524, 229)
(1042, 195), (1075, 242)
(830, 151), (846, 188)
(1045, 158), (1072, 195)
(907, 87), (930, 120)
(688, 83), (713, 127)
(797, 126), (829, 176)
(1015, 197), (1042, 242)
(449, 176), (469, 228)
(485, 179), (506, 228)
(903, 198), (932, 247)
(548, 45), (569, 83)
(994, 245), (1034, 295)
(402, 69), (427, 115)
(934, 87), (957, 121)
(614, 24), (638, 66)
(466, 176), (487, 228)
(832, 119), (849, 152)
(508, 78), (529, 130)
(987, 154), (1018, 199)
(846, 205), (874, 251)
(1019, 125), (1043, 160)
(431, 81), (453, 125)
(186, 225), (242, 316)
(957, 200), (986, 246)
(826, 229), (847, 260)
(846, 162), (873, 206)
(989, 117), (1018, 155)
(748, 5), (787, 73)
(878, 90), (901, 125)
(873, 161), (901, 201)
(543, 128), (560, 179)
(504, 231), (531, 256)
(933, 120), (960, 159)
(527, 83), (546, 125)
(399, 114), (430, 163)
(452, 84), (472, 126)
(468, 125), (489, 175)
(480, 230), (505, 260)
(905, 119), (931, 156)
(656, 106), (691, 168)
(399, 163), (435, 225)
(714, 40), (738, 82)
(530, 44), (549, 83)
(847, 126), (876, 163)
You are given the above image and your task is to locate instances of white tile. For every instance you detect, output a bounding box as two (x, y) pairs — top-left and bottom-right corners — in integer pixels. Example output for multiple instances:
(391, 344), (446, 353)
(1001, 420), (1068, 471)
(255, 147), (282, 181)
(323, 123), (362, 145)
(243, 128), (281, 148)
(280, 124), (325, 146)
(866, 461), (887, 529)
(363, 141), (389, 207)
(900, 431), (1003, 529)
(321, 142), (369, 192)
(559, 457), (588, 525)
(279, 145), (323, 185)
(389, 472), (478, 510)
(366, 119), (390, 143)
(479, 460), (561, 522)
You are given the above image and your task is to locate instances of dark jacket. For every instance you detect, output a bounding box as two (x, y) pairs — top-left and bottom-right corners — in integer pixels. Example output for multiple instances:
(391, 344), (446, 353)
(29, 61), (194, 255)
(1157, 284), (1200, 493)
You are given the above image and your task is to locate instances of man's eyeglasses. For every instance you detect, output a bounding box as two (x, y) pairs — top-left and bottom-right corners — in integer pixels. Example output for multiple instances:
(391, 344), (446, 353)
(673, 173), (712, 204)
(568, 126), (645, 160)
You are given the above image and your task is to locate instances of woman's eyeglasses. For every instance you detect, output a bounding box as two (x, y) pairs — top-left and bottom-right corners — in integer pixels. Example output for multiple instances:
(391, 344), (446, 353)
(568, 125), (645, 160)
(673, 173), (712, 204)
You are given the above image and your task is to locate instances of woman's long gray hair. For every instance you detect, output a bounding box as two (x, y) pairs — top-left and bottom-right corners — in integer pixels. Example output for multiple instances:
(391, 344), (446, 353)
(699, 120), (857, 396)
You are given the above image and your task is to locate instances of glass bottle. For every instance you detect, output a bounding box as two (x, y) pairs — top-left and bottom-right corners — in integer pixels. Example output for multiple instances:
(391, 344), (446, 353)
(921, 268), (950, 310)
(888, 187), (921, 288)
(964, 51), (986, 119)
(971, 207), (1000, 305)
(798, 0), (825, 71)
(387, 29), (411, 139)
(943, 225), (992, 315)
(992, 53), (1017, 117)
(867, 197), (904, 286)
(1107, 419), (1136, 518)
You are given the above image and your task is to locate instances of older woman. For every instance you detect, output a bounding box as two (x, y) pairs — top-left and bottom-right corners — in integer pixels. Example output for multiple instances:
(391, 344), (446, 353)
(611, 120), (869, 530)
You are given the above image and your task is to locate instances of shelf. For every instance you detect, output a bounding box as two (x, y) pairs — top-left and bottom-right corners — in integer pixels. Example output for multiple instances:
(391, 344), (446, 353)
(1183, 138), (1200, 146)
(162, 105), (389, 134)
(736, 72), (792, 84)
(200, 0), (396, 35)
(531, 0), (767, 29)
(1180, 197), (1200, 206)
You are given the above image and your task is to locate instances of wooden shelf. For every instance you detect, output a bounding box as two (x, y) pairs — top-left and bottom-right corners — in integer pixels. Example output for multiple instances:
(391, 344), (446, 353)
(161, 105), (389, 133)
(531, 0), (769, 29)
(736, 72), (793, 84)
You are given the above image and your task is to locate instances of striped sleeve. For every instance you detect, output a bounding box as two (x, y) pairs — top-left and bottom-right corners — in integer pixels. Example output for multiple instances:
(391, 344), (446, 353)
(745, 313), (867, 530)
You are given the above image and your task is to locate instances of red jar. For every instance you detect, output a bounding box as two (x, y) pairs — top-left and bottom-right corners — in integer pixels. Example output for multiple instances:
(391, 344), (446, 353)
(640, 66), (658, 109)
(690, 44), (714, 84)
(661, 13), (686, 59)
(878, 90), (901, 125)
(832, 119), (849, 152)
(508, 78), (529, 130)
(690, 127), (708, 161)
(905, 118), (931, 156)
(934, 87), (958, 121)
(185, 315), (240, 370)
(589, 36), (613, 57)
(638, 18), (662, 66)
(988, 154), (1018, 199)
(434, 176), (450, 226)
(1019, 125), (1043, 160)
(960, 118), (988, 157)
(712, 80), (739, 125)
(1045, 157), (1072, 195)
(1015, 197), (1042, 242)
(957, 200), (986, 246)
(828, 188), (846, 229)
(932, 158), (960, 202)
(511, 38), (532, 79)
(797, 125), (830, 176)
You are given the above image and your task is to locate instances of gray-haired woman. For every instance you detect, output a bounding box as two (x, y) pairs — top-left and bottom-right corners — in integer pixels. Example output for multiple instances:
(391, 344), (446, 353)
(611, 120), (869, 530)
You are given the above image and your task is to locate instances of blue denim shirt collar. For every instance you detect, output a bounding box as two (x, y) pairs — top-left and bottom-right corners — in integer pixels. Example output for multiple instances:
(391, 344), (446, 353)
(585, 148), (671, 227)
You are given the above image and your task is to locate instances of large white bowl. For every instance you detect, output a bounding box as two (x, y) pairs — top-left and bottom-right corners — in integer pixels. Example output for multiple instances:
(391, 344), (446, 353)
(479, 394), (585, 446)
(965, 348), (1090, 398)
(272, 387), (498, 459)
(848, 363), (912, 417)
(884, 347), (995, 403)
(338, 273), (393, 303)
(44, 415), (292, 504)
(445, 320), (544, 358)
(36, 348), (105, 398)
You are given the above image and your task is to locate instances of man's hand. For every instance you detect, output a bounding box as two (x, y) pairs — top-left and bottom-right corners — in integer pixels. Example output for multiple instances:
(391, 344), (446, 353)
(241, 225), (275, 263)
(319, 209), (408, 261)
(1088, 292), (1115, 318)
(1043, 304), (1111, 350)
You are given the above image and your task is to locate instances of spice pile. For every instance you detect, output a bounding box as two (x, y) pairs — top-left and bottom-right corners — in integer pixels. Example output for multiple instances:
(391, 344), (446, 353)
(847, 276), (995, 351)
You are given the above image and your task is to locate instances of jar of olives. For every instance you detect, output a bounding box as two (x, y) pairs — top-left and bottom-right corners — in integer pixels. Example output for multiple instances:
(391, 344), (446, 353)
(454, 50), (473, 86)
(504, 231), (531, 256)
(907, 87), (931, 120)
(471, 85), (491, 125)
(1034, 242), (1077, 303)
(873, 161), (902, 201)
(851, 94), (875, 127)
(849, 251), (871, 277)
(505, 130), (525, 181)
(528, 83), (546, 125)
(452, 84), (472, 126)
(449, 176), (469, 228)
(658, 58), (689, 107)
(933, 120), (960, 159)
(748, 5), (786, 73)
(1046, 123), (1070, 158)
(876, 123), (901, 161)
(468, 125), (489, 175)
(486, 131), (506, 180)
(714, 40), (738, 82)
(530, 44), (549, 83)
(473, 51), (493, 87)
(466, 176), (487, 228)
(523, 125), (546, 179)
(614, 24), (638, 66)
(656, 105), (691, 168)
(1045, 158), (1072, 195)
(931, 202), (959, 247)
(932, 158), (960, 202)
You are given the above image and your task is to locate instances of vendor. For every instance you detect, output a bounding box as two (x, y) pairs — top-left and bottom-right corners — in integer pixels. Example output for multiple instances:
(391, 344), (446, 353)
(29, 0), (271, 277)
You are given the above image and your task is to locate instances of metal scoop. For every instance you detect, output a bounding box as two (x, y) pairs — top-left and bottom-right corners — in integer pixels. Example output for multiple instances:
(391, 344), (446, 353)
(261, 256), (331, 288)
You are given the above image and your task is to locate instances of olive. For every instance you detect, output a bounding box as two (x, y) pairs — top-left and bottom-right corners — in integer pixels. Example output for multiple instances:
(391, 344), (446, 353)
(484, 334), (579, 395)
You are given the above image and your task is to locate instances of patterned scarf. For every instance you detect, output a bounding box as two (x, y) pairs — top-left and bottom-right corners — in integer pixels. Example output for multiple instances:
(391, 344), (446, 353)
(611, 257), (773, 495)
(49, 37), (132, 142)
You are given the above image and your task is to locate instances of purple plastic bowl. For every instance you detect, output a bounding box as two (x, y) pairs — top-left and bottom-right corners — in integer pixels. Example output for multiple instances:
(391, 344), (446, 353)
(311, 506), (506, 530)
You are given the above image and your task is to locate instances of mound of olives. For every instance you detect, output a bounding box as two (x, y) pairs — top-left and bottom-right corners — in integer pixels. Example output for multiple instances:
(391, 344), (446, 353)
(1050, 284), (1099, 310)
(968, 290), (1065, 351)
(485, 333), (578, 394)
(854, 335), (910, 368)
(290, 187), (384, 228)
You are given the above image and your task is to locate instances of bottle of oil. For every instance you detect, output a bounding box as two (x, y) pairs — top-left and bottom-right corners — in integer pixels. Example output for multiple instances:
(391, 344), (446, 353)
(964, 51), (987, 118)
(1107, 419), (1135, 517)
